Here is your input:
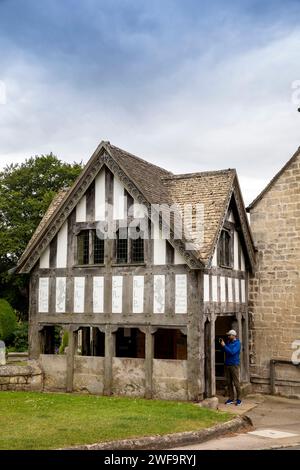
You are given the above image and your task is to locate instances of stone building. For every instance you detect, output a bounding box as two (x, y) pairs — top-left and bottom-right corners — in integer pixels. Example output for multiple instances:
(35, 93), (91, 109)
(247, 147), (300, 398)
(16, 141), (255, 401)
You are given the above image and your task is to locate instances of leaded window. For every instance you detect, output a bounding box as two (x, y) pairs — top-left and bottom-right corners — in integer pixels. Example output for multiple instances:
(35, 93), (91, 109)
(131, 227), (144, 263)
(77, 229), (105, 265)
(77, 230), (89, 265)
(93, 231), (104, 264)
(219, 229), (231, 268)
(116, 228), (128, 263)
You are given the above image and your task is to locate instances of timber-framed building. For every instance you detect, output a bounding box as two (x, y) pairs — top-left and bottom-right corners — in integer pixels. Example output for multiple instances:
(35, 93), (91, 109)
(16, 141), (255, 401)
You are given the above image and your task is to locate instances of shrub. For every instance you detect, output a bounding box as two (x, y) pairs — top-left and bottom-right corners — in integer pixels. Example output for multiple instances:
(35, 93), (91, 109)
(12, 322), (28, 352)
(59, 330), (69, 354)
(0, 299), (17, 344)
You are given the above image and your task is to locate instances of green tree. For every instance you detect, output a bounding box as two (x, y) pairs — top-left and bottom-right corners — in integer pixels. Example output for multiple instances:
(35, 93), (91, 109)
(12, 322), (28, 352)
(59, 330), (69, 354)
(0, 154), (82, 318)
(0, 299), (17, 343)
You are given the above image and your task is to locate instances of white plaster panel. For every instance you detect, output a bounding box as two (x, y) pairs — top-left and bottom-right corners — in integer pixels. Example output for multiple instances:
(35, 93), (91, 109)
(234, 230), (239, 270)
(76, 195), (86, 222)
(133, 276), (144, 313)
(241, 250), (245, 271)
(235, 278), (240, 303)
(56, 221), (68, 268)
(95, 170), (105, 221)
(39, 246), (50, 269)
(38, 277), (49, 313)
(74, 277), (85, 313)
(112, 276), (123, 313)
(212, 275), (218, 302)
(153, 275), (165, 313)
(152, 219), (160, 240)
(93, 276), (104, 313)
(211, 248), (217, 267)
(220, 276), (226, 303)
(204, 274), (210, 302)
(133, 202), (147, 219)
(241, 279), (246, 303)
(228, 211), (235, 222)
(153, 221), (166, 265)
(228, 277), (233, 302)
(113, 176), (125, 220)
(56, 277), (66, 313)
(175, 274), (187, 314)
(174, 250), (186, 265)
(153, 238), (166, 265)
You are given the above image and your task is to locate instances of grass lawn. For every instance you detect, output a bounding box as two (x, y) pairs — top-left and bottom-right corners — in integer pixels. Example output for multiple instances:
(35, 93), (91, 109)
(0, 391), (232, 450)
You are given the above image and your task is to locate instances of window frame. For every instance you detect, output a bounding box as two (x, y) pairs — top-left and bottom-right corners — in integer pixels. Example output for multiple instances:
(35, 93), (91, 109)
(76, 229), (90, 265)
(218, 227), (233, 269)
(130, 226), (145, 263)
(114, 225), (145, 265)
(115, 227), (129, 264)
(76, 229), (105, 266)
(93, 229), (105, 264)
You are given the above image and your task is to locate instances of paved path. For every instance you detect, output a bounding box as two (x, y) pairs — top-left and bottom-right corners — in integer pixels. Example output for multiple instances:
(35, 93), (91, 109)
(172, 395), (300, 450)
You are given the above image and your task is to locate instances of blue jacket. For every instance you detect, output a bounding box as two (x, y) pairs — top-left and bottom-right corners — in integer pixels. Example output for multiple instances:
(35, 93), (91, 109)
(222, 339), (241, 366)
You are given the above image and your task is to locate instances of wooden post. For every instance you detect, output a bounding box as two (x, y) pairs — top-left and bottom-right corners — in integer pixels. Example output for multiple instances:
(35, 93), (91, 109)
(242, 314), (250, 382)
(237, 312), (243, 380)
(204, 318), (211, 398)
(210, 314), (216, 397)
(186, 271), (203, 401)
(66, 328), (76, 392)
(145, 327), (154, 399)
(103, 326), (115, 396)
(28, 275), (40, 359)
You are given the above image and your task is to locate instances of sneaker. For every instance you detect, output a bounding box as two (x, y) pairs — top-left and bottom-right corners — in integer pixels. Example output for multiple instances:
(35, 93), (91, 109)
(236, 399), (242, 406)
(225, 399), (234, 405)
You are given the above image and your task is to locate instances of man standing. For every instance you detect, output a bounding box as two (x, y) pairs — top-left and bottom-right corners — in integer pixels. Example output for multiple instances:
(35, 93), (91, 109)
(220, 329), (242, 406)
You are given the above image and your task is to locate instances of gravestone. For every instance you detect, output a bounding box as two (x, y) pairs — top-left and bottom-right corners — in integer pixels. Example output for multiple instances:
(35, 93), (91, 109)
(0, 340), (5, 366)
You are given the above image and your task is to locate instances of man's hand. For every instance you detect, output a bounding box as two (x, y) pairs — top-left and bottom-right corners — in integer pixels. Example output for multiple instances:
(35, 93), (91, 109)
(220, 339), (225, 347)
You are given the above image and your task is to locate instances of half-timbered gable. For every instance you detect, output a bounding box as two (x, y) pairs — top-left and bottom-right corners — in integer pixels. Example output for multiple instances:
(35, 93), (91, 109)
(17, 141), (254, 401)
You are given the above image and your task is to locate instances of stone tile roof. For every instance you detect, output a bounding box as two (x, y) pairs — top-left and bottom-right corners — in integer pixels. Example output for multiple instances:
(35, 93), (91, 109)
(17, 141), (253, 271)
(162, 170), (236, 263)
(106, 143), (172, 204)
(106, 144), (237, 264)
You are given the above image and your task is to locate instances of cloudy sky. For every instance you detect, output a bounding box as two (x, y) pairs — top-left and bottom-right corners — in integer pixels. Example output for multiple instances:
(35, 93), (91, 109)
(1, 0), (300, 205)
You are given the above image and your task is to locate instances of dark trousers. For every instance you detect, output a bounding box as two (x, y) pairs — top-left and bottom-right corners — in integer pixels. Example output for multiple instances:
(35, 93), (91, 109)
(225, 365), (241, 400)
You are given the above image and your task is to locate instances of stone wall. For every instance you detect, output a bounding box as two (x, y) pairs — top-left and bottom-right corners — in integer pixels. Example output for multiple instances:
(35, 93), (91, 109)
(0, 361), (42, 391)
(37, 354), (189, 400)
(39, 354), (67, 391)
(152, 359), (188, 400)
(39, 355), (106, 393)
(249, 154), (300, 397)
(73, 356), (104, 394)
(112, 358), (145, 397)
(7, 352), (29, 363)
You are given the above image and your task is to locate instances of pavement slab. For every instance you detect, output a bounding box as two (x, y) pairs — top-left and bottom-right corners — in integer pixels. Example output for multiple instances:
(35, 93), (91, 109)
(171, 395), (300, 450)
(217, 394), (261, 416)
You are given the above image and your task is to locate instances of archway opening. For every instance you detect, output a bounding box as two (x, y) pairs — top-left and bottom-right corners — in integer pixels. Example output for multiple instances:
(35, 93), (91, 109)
(154, 328), (187, 360)
(115, 328), (145, 358)
(215, 315), (237, 391)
